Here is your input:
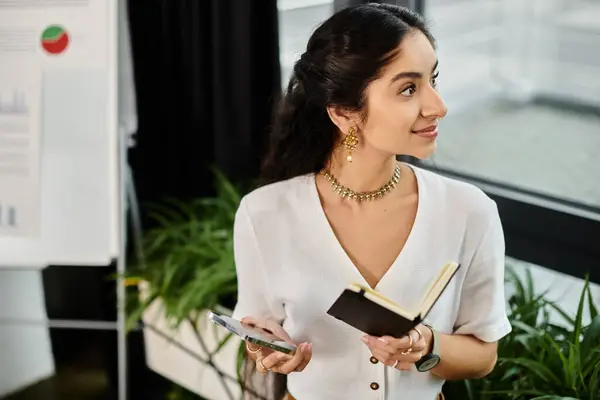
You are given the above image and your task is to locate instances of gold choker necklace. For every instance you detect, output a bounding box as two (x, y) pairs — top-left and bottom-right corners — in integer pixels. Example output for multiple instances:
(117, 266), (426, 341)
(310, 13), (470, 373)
(322, 164), (401, 202)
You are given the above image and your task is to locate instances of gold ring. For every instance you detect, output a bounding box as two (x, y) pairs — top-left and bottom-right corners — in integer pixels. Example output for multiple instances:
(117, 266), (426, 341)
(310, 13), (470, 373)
(257, 357), (270, 374)
(246, 342), (262, 355)
(400, 334), (413, 355)
(412, 327), (423, 343)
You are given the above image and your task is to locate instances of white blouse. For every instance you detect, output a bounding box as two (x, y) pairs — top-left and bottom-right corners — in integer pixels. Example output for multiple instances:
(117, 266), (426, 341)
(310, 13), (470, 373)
(231, 164), (512, 400)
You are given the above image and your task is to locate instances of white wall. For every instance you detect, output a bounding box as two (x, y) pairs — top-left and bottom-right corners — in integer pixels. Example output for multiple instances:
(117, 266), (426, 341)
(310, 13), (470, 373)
(0, 269), (55, 397)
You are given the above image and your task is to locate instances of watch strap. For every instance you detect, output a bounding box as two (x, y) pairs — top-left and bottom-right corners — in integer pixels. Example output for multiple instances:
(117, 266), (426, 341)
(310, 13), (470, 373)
(425, 324), (439, 355)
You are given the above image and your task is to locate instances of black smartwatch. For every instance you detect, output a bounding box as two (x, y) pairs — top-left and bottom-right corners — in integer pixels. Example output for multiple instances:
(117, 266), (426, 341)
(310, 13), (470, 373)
(415, 324), (440, 372)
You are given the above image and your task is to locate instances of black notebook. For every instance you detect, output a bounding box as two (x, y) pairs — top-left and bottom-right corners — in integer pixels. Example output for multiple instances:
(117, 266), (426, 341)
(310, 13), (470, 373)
(326, 261), (460, 338)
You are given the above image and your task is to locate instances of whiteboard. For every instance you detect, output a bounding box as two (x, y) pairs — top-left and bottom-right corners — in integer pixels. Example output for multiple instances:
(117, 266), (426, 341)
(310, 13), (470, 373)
(0, 0), (120, 267)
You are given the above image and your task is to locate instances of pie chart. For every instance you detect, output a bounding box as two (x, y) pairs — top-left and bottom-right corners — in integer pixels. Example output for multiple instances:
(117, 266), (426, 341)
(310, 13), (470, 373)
(40, 25), (69, 55)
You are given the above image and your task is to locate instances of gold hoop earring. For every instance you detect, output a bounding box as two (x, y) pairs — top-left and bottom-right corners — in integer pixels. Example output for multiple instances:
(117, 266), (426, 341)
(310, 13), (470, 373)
(341, 126), (358, 162)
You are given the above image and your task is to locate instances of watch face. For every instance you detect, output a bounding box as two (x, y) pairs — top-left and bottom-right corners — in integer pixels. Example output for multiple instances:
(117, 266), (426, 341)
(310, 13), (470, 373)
(416, 355), (440, 372)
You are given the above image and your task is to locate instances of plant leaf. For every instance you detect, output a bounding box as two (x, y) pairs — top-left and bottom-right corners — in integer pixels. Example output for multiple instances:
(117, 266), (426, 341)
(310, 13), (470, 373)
(127, 168), (241, 336)
(500, 366), (521, 380)
(548, 301), (576, 327)
(464, 379), (475, 400)
(565, 342), (580, 393)
(499, 357), (562, 386)
(574, 278), (590, 343)
(588, 362), (600, 399)
(587, 281), (598, 321)
(483, 389), (546, 396)
(582, 348), (600, 378)
(525, 267), (535, 301)
(512, 320), (543, 336)
(582, 316), (600, 359)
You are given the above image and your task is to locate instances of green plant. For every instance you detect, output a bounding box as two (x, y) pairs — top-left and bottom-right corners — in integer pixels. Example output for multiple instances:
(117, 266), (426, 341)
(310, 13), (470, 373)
(443, 266), (600, 400)
(122, 169), (265, 399)
(125, 168), (242, 331)
(443, 265), (548, 399)
(491, 274), (600, 399)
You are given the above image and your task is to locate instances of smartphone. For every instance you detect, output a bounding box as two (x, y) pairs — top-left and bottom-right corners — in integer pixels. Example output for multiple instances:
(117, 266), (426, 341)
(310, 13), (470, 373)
(208, 311), (297, 355)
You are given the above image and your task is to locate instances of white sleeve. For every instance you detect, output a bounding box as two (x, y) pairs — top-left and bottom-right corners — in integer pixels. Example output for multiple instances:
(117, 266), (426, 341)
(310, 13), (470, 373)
(453, 202), (512, 342)
(230, 198), (285, 323)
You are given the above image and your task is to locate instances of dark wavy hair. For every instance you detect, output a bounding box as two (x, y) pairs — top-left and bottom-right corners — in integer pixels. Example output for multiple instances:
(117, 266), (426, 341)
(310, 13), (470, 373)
(259, 3), (435, 187)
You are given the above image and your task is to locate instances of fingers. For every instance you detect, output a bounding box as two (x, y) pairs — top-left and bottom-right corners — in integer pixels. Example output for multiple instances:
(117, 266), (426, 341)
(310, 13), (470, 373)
(394, 361), (413, 371)
(391, 348), (425, 363)
(259, 351), (293, 372)
(295, 343), (313, 371)
(369, 345), (423, 365)
(362, 336), (398, 354)
(364, 331), (426, 355)
(263, 320), (294, 344)
(362, 335), (413, 354)
(255, 356), (269, 374)
(363, 329), (429, 370)
(369, 349), (396, 367)
(368, 348), (417, 372)
(255, 343), (312, 375)
(245, 340), (264, 357)
(242, 316), (313, 375)
(240, 316), (262, 326)
(409, 327), (421, 344)
(407, 328), (427, 353)
(387, 332), (425, 353)
(241, 316), (294, 345)
(271, 342), (312, 374)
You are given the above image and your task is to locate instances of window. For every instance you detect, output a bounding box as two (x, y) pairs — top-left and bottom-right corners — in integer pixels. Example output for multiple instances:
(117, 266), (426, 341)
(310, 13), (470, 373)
(278, 0), (334, 88)
(424, 0), (600, 210)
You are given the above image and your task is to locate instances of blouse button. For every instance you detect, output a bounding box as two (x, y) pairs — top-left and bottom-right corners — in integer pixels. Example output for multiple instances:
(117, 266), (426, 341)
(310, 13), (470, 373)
(370, 382), (380, 390)
(369, 356), (378, 364)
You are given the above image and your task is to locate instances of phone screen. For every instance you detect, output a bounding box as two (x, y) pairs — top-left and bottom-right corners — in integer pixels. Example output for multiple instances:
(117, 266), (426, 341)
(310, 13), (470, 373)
(208, 312), (296, 354)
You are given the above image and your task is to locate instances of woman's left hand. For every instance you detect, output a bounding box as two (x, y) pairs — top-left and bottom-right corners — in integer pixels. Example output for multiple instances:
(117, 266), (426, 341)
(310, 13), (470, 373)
(361, 324), (432, 371)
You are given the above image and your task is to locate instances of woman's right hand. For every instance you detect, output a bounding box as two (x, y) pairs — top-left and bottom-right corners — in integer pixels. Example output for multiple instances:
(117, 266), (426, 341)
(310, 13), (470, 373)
(241, 316), (312, 375)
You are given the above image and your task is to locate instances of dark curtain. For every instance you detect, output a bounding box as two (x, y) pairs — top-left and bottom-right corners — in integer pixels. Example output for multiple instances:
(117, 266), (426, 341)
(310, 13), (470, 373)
(122, 1), (281, 398)
(128, 0), (281, 218)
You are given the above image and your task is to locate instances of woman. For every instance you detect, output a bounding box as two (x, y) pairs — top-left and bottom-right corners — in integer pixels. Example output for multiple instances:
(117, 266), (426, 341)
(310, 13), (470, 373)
(232, 4), (512, 400)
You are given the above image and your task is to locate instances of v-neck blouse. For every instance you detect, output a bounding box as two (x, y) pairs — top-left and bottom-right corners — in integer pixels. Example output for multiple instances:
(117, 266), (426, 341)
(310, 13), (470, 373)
(306, 163), (426, 291)
(231, 164), (512, 400)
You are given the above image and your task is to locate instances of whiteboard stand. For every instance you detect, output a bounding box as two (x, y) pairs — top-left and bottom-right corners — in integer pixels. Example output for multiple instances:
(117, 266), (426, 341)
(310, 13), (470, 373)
(120, 130), (145, 400)
(117, 125), (128, 400)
